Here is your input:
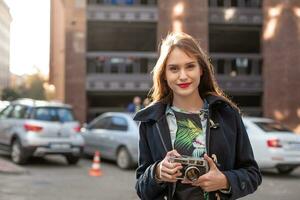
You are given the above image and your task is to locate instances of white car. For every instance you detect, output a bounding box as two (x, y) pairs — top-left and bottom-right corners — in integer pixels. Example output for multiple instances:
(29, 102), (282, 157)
(0, 101), (9, 112)
(243, 117), (300, 174)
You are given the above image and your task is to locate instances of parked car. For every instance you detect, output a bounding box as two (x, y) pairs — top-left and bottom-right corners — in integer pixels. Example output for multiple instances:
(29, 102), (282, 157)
(0, 100), (9, 112)
(243, 117), (300, 174)
(81, 112), (139, 169)
(0, 99), (84, 165)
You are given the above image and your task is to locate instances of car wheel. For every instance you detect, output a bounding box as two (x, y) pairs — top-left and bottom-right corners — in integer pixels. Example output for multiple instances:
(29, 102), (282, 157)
(277, 166), (295, 174)
(116, 147), (133, 169)
(11, 139), (28, 165)
(65, 155), (80, 165)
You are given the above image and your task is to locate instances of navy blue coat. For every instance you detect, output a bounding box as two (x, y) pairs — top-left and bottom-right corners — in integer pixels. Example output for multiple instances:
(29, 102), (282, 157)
(133, 95), (262, 200)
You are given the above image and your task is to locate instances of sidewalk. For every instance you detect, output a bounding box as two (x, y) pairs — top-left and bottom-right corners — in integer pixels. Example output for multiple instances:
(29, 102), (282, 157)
(0, 156), (27, 174)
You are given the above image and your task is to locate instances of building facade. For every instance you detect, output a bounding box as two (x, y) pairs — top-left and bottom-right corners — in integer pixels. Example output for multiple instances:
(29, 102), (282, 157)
(0, 0), (12, 93)
(50, 0), (300, 132)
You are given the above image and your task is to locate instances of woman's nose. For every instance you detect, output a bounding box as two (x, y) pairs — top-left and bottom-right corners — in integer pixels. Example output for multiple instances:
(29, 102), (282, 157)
(179, 69), (188, 80)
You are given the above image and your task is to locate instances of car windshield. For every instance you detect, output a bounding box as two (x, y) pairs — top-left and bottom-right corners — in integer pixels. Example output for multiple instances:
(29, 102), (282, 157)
(33, 107), (75, 122)
(254, 121), (292, 133)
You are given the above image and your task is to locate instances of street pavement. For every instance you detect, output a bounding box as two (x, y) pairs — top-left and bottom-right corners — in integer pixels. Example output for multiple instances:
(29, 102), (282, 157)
(1, 153), (300, 200)
(0, 154), (27, 175)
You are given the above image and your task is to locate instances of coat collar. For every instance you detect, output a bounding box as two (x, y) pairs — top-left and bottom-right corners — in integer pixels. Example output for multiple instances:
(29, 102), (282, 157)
(133, 95), (229, 122)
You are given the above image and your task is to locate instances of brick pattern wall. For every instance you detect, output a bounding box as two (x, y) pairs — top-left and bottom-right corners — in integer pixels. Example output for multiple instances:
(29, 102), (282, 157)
(263, 0), (300, 132)
(157, 0), (209, 52)
(50, 0), (87, 123)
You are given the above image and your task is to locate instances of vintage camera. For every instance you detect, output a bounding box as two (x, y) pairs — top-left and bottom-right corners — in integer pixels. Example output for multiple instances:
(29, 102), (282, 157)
(169, 155), (209, 182)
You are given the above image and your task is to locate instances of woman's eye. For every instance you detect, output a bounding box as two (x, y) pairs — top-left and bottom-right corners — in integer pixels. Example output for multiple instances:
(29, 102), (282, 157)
(187, 64), (195, 69)
(169, 67), (178, 72)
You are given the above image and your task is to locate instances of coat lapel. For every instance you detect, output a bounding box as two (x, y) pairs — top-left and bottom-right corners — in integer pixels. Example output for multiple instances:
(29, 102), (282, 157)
(156, 115), (173, 153)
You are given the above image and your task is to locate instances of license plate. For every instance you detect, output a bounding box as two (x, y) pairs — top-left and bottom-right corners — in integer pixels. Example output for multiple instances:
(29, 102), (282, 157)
(50, 143), (71, 149)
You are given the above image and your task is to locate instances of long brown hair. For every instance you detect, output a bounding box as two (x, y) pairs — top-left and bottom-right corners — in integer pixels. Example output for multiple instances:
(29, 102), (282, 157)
(149, 32), (237, 109)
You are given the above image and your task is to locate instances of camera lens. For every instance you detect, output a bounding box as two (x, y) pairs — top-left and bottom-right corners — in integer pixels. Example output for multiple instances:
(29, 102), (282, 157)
(185, 166), (201, 182)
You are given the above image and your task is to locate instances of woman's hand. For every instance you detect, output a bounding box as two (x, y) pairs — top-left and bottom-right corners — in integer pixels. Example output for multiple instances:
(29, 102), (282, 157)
(155, 150), (183, 183)
(183, 154), (229, 192)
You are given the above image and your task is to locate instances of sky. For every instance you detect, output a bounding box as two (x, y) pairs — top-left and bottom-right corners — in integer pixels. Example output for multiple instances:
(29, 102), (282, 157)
(4, 0), (50, 76)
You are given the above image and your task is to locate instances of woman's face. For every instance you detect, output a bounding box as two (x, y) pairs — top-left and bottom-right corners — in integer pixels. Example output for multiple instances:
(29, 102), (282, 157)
(165, 47), (202, 100)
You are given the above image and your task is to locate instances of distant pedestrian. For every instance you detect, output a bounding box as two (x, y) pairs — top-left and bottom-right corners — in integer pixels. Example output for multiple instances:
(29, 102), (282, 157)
(127, 96), (142, 113)
(133, 32), (261, 200)
(142, 97), (150, 108)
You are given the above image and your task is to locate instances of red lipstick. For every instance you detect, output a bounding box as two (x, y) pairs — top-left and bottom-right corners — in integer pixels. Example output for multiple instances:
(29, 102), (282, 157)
(178, 83), (191, 88)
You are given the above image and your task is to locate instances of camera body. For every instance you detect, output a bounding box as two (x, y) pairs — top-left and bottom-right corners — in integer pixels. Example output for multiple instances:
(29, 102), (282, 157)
(169, 155), (209, 181)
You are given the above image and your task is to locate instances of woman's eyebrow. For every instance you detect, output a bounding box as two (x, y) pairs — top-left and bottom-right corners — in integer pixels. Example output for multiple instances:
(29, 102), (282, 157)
(166, 64), (178, 67)
(185, 61), (196, 65)
(167, 61), (196, 67)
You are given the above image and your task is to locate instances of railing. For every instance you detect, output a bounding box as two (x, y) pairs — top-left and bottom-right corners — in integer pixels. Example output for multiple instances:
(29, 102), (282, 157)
(209, 0), (261, 8)
(209, 7), (262, 25)
(211, 53), (263, 93)
(86, 51), (156, 91)
(86, 52), (262, 93)
(87, 0), (157, 6)
(87, 4), (157, 22)
(86, 51), (156, 74)
(210, 53), (262, 76)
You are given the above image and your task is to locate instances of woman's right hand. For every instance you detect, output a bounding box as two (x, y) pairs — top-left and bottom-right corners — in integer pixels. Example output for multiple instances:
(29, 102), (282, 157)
(155, 150), (183, 183)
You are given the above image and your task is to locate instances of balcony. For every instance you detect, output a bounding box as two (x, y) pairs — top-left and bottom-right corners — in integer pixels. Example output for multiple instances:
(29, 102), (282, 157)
(86, 51), (156, 91)
(209, 0), (262, 25)
(86, 52), (262, 94)
(210, 53), (262, 93)
(209, 0), (261, 8)
(87, 0), (157, 6)
(87, 4), (157, 22)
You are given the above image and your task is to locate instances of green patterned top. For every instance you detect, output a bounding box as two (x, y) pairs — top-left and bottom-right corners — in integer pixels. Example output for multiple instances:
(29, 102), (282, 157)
(171, 106), (209, 200)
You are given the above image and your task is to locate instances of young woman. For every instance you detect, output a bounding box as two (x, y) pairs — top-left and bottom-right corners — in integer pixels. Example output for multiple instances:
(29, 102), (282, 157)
(134, 32), (261, 200)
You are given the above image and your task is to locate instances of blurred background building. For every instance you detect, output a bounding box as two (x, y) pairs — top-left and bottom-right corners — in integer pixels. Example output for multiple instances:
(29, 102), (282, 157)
(0, 0), (12, 93)
(50, 0), (300, 131)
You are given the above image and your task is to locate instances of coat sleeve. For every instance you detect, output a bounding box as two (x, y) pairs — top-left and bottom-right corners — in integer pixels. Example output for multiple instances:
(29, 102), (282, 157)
(222, 110), (262, 200)
(135, 122), (168, 200)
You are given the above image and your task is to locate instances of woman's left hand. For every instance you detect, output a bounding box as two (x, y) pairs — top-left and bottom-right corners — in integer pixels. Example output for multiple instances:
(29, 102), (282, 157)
(182, 154), (229, 192)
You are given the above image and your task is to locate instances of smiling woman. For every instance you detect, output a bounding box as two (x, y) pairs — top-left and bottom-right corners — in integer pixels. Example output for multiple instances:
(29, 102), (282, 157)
(4, 0), (50, 76)
(133, 32), (262, 200)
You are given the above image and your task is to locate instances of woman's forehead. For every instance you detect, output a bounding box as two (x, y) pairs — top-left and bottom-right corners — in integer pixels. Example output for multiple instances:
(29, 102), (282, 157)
(166, 47), (197, 65)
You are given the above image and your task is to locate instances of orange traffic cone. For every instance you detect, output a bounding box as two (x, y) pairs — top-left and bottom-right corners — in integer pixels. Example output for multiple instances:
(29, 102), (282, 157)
(89, 151), (102, 177)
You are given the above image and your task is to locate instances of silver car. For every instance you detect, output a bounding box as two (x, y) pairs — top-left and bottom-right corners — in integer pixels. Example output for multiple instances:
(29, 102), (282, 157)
(82, 112), (139, 169)
(0, 99), (84, 165)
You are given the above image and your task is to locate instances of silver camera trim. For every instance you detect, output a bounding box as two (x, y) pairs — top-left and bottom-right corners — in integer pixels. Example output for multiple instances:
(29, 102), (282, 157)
(169, 155), (209, 181)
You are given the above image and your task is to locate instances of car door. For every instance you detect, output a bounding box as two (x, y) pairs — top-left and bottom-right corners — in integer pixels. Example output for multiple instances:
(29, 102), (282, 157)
(8, 104), (28, 143)
(83, 116), (111, 157)
(102, 116), (128, 159)
(243, 119), (267, 166)
(0, 105), (14, 148)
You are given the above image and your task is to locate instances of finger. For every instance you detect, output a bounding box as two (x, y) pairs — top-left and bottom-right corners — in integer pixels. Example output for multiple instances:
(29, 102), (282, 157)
(162, 159), (181, 169)
(204, 154), (217, 170)
(166, 149), (181, 157)
(161, 165), (182, 175)
(161, 171), (180, 182)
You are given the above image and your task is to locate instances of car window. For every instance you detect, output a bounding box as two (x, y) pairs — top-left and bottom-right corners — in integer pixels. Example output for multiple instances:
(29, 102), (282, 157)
(10, 105), (28, 119)
(90, 117), (111, 129)
(255, 121), (292, 133)
(24, 107), (34, 119)
(107, 116), (128, 131)
(33, 107), (75, 122)
(0, 105), (14, 119)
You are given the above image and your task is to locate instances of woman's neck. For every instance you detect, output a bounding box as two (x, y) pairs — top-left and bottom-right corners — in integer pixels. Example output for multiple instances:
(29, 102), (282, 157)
(172, 94), (204, 112)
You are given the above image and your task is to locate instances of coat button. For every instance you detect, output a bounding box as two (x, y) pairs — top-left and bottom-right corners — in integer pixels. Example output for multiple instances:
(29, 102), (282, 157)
(241, 182), (246, 190)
